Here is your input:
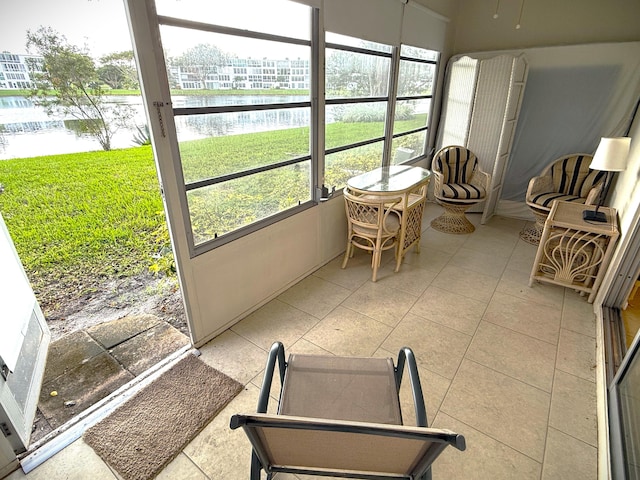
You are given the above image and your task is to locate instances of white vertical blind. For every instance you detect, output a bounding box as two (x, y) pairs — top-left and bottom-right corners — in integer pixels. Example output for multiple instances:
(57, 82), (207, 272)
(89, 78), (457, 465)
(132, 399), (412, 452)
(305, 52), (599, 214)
(401, 1), (448, 51)
(467, 55), (515, 176)
(324, 0), (403, 46)
(437, 56), (478, 148)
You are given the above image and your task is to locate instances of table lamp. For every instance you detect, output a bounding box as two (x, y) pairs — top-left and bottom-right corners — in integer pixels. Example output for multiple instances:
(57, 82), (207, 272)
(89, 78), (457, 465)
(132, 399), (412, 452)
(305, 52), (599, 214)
(583, 137), (631, 222)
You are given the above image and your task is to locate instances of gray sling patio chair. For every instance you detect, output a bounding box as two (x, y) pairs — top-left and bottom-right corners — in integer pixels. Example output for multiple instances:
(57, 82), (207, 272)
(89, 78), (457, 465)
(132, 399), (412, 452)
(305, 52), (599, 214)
(230, 342), (466, 480)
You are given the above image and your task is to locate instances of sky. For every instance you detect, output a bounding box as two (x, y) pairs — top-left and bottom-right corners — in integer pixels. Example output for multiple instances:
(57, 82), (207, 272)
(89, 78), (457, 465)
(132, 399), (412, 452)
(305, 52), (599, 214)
(1, 0), (310, 60)
(2, 0), (135, 57)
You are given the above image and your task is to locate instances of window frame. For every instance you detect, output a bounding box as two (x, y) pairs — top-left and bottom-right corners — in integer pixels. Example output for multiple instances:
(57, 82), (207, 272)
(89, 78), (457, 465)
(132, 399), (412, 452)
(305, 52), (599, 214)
(322, 36), (440, 193)
(324, 39), (393, 160)
(388, 46), (439, 165)
(155, 4), (441, 257)
(156, 12), (318, 255)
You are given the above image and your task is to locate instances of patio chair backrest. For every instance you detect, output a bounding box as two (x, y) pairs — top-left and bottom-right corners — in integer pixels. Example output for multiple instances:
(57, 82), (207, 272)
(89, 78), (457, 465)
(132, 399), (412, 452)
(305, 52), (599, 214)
(432, 145), (478, 184)
(230, 413), (466, 479)
(547, 154), (605, 197)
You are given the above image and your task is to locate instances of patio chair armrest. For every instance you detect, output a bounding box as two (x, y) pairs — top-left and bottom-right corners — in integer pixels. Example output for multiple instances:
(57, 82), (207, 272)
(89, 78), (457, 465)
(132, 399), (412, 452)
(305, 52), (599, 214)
(395, 347), (428, 427)
(471, 170), (491, 191)
(431, 170), (444, 195)
(257, 341), (287, 413)
(527, 175), (553, 200)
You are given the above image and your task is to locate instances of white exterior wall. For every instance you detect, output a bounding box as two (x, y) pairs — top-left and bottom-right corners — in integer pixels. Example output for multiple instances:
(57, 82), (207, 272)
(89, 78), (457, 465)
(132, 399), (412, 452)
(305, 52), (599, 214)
(0, 53), (42, 90)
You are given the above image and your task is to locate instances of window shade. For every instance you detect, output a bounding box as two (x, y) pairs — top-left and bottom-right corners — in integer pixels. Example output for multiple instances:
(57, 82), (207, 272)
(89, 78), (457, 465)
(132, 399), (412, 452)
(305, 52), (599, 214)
(289, 0), (321, 8)
(401, 1), (448, 51)
(324, 0), (403, 46)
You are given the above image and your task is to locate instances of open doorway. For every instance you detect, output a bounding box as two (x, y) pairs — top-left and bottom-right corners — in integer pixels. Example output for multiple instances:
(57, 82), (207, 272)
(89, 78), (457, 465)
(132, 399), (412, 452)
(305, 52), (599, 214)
(0, 0), (191, 457)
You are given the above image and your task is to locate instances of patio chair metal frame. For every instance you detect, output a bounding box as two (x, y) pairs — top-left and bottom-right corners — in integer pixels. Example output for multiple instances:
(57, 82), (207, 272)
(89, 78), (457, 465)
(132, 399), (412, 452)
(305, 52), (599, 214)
(230, 342), (466, 480)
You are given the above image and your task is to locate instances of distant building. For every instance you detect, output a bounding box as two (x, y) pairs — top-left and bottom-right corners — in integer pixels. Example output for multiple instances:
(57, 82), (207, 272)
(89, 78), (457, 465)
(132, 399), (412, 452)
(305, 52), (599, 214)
(0, 52), (44, 90)
(0, 51), (310, 91)
(169, 57), (310, 90)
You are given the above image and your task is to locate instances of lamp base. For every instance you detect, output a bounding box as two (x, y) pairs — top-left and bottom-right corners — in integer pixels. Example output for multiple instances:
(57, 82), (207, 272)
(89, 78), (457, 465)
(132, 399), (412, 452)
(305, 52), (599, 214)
(583, 209), (607, 222)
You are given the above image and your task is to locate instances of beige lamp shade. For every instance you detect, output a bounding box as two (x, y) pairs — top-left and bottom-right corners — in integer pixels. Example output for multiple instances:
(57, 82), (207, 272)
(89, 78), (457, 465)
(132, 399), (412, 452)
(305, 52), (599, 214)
(590, 137), (631, 172)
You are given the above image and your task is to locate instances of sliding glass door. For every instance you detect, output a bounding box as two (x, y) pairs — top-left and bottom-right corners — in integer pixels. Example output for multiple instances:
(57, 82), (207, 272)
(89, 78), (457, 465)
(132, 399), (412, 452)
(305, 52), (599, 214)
(610, 331), (640, 478)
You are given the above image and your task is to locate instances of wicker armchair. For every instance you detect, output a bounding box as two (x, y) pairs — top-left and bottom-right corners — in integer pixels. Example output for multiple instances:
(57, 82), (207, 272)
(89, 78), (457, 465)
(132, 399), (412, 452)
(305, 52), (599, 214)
(430, 145), (490, 234)
(520, 153), (606, 244)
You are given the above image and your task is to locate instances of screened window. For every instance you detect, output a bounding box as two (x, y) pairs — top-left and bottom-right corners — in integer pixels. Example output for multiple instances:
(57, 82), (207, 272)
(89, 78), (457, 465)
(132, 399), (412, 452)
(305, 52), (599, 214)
(391, 45), (438, 165)
(150, 1), (440, 254)
(324, 32), (392, 190)
(156, 0), (313, 250)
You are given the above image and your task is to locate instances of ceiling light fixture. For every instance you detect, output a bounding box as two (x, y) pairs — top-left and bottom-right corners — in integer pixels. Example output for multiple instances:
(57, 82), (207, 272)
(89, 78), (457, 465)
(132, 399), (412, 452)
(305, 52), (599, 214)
(515, 0), (525, 29)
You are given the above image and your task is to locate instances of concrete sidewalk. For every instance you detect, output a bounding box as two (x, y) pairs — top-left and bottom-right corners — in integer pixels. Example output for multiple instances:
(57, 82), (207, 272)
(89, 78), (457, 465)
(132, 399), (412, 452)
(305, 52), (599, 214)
(32, 314), (190, 442)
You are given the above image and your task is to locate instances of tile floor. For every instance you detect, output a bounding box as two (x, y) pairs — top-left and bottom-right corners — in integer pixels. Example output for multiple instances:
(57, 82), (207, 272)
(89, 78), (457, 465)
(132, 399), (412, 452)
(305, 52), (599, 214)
(6, 202), (599, 480)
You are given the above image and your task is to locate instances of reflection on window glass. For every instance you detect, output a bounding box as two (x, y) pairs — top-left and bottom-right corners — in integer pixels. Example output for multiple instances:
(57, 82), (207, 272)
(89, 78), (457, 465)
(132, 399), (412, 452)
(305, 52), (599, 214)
(618, 344), (640, 479)
(324, 33), (392, 188)
(391, 131), (427, 165)
(326, 32), (392, 53)
(156, 0), (310, 40)
(393, 99), (430, 135)
(187, 162), (311, 244)
(325, 142), (384, 190)
(325, 49), (390, 99)
(400, 44), (438, 61)
(397, 60), (435, 97)
(176, 110), (310, 184)
(5, 310), (43, 410)
(325, 102), (387, 150)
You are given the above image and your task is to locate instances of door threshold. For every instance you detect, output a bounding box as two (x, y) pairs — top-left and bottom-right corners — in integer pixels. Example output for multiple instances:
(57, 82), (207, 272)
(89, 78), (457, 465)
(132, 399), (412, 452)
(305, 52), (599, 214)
(19, 344), (195, 474)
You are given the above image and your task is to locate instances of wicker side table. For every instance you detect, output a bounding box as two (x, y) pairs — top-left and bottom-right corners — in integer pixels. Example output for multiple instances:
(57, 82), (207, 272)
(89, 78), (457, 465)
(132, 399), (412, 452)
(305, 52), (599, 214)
(529, 201), (619, 303)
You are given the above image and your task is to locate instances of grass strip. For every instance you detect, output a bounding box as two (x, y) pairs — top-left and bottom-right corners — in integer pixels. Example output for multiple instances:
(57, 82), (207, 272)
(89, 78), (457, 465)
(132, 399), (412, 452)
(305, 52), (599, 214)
(0, 146), (167, 303)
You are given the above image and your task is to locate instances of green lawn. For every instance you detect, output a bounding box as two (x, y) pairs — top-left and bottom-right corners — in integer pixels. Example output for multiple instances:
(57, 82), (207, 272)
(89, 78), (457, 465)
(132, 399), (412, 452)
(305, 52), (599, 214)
(0, 114), (426, 314)
(0, 146), (169, 307)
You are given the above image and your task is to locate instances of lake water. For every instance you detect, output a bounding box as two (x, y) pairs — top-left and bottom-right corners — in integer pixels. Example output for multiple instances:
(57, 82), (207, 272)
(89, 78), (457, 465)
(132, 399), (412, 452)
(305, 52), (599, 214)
(0, 94), (309, 160)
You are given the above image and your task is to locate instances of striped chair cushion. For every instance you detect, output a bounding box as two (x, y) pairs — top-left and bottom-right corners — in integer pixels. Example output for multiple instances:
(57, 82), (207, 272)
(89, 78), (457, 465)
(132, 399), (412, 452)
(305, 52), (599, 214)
(550, 155), (606, 197)
(530, 193), (586, 208)
(434, 146), (478, 184)
(440, 183), (486, 200)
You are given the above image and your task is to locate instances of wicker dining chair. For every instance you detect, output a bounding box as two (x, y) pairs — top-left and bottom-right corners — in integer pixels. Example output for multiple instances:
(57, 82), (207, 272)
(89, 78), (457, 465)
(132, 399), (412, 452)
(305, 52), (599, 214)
(342, 188), (402, 282)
